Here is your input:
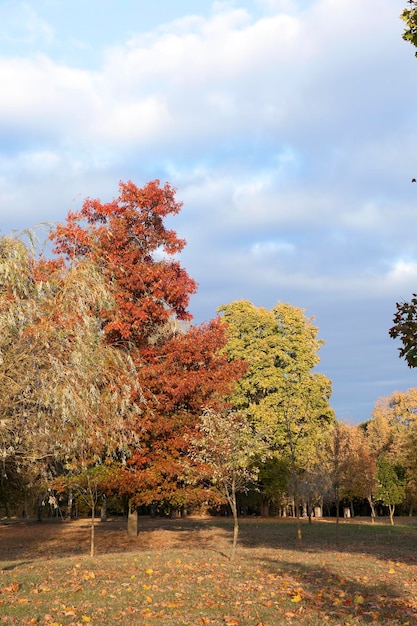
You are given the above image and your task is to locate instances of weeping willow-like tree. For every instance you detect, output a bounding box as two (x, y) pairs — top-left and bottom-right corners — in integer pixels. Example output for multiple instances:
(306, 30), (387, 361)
(0, 235), (142, 555)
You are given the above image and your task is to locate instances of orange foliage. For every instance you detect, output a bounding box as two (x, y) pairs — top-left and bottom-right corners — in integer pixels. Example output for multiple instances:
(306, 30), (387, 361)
(49, 180), (246, 508)
(51, 180), (197, 348)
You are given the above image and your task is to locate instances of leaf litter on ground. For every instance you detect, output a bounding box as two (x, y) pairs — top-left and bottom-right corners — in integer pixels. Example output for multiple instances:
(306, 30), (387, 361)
(1, 516), (417, 625)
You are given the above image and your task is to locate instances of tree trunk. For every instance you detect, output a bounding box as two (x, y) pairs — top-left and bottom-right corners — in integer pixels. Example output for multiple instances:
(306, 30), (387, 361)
(23, 493), (29, 519)
(389, 504), (395, 526)
(335, 484), (340, 545)
(100, 494), (107, 522)
(229, 494), (239, 562)
(37, 493), (43, 522)
(67, 489), (74, 519)
(260, 497), (270, 517)
(225, 479), (239, 561)
(367, 496), (376, 523)
(295, 504), (302, 549)
(90, 502), (95, 557)
(127, 505), (139, 537)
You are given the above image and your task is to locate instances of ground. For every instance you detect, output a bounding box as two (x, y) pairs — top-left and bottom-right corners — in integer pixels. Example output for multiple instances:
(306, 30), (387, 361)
(1, 515), (417, 625)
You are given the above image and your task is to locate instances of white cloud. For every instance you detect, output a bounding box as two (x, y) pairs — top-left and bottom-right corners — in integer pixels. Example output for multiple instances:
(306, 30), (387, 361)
(385, 260), (417, 289)
(0, 0), (410, 163)
(0, 55), (96, 138)
(0, 0), (417, 423)
(91, 96), (172, 144)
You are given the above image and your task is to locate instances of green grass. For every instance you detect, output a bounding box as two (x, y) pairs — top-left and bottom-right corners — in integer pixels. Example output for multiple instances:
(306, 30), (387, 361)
(1, 516), (417, 624)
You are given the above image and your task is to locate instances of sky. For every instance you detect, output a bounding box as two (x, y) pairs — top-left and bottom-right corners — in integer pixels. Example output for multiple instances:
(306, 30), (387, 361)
(1, 0), (417, 424)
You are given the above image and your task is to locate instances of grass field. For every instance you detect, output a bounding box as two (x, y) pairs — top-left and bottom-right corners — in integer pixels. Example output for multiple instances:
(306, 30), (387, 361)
(1, 515), (417, 625)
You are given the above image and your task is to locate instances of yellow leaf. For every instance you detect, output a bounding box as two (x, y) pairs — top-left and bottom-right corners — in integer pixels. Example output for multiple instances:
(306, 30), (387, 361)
(291, 594), (302, 603)
(81, 617), (91, 623)
(389, 568), (395, 574)
(145, 568), (153, 575)
(354, 595), (364, 604)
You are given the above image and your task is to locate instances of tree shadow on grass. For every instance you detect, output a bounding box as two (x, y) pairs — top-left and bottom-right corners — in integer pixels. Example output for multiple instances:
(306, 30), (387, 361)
(254, 555), (417, 625)
(0, 516), (234, 562)
(2, 516), (417, 568)
(1, 561), (33, 571)
(235, 517), (417, 566)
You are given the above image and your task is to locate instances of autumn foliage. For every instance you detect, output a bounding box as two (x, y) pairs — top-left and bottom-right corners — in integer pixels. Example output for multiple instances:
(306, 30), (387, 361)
(116, 318), (246, 508)
(4, 177), (417, 534)
(48, 180), (246, 512)
(51, 180), (197, 347)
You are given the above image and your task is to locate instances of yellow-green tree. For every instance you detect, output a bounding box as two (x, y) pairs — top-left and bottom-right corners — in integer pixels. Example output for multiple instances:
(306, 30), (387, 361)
(219, 300), (335, 539)
(365, 388), (417, 516)
(375, 457), (406, 525)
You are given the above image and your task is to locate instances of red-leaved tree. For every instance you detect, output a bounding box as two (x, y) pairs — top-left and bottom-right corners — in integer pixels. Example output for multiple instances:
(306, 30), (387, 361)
(50, 180), (246, 522)
(119, 318), (247, 513)
(51, 179), (197, 348)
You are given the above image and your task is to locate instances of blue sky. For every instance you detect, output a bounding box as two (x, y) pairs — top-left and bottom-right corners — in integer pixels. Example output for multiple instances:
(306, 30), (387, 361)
(1, 0), (417, 424)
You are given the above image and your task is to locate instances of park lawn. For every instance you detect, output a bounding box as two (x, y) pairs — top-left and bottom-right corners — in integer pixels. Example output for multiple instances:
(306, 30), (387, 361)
(0, 516), (417, 625)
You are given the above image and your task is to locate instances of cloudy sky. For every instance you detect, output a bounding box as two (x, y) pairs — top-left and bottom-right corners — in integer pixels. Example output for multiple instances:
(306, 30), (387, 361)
(1, 0), (417, 424)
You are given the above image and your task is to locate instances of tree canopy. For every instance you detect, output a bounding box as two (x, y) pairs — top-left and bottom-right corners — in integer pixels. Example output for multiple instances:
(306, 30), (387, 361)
(8, 178), (417, 530)
(219, 300), (335, 453)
